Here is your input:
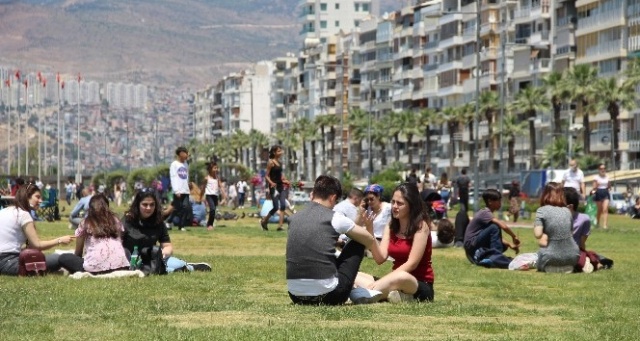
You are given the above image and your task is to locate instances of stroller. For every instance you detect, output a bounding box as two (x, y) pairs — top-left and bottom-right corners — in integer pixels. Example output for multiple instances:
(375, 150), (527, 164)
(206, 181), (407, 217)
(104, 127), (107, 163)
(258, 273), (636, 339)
(421, 189), (447, 222)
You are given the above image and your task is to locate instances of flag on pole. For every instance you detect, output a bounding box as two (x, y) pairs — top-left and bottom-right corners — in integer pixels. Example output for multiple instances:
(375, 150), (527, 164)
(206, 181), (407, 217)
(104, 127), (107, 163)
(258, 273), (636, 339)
(56, 72), (61, 84)
(61, 81), (65, 89)
(42, 77), (47, 87)
(77, 73), (82, 82)
(15, 70), (20, 80)
(4, 79), (9, 87)
(37, 71), (42, 82)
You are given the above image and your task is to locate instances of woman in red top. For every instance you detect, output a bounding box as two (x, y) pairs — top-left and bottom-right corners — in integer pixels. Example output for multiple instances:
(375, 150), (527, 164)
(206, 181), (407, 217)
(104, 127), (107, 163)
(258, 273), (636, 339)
(355, 183), (434, 302)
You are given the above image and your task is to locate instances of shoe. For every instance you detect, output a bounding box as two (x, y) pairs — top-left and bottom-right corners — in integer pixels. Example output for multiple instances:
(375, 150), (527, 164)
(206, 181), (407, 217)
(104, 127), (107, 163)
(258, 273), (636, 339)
(349, 287), (383, 305)
(240, 212), (246, 219)
(260, 218), (269, 231)
(387, 290), (414, 304)
(277, 226), (284, 231)
(179, 227), (187, 232)
(582, 260), (594, 274)
(453, 241), (464, 248)
(188, 263), (212, 272)
(207, 225), (214, 231)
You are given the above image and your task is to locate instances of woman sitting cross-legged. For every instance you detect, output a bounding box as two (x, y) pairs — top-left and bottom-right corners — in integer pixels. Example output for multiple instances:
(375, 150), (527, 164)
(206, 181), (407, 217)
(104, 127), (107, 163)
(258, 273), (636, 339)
(355, 183), (435, 303)
(121, 189), (211, 272)
(58, 194), (130, 274)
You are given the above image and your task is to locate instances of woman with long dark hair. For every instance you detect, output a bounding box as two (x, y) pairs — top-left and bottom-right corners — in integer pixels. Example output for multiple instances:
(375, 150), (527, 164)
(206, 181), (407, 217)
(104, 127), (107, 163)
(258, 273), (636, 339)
(260, 145), (290, 231)
(0, 184), (74, 275)
(122, 189), (211, 272)
(355, 183), (435, 303)
(58, 194), (130, 274)
(200, 162), (226, 230)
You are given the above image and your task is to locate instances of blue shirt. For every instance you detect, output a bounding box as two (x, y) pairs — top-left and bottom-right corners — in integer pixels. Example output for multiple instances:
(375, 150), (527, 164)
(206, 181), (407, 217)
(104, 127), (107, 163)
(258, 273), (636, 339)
(70, 195), (92, 219)
(192, 202), (206, 222)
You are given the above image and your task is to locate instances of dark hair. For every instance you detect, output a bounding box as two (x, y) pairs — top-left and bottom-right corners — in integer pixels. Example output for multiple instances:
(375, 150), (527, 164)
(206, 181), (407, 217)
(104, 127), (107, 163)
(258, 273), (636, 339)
(348, 188), (364, 200)
(389, 183), (429, 239)
(175, 146), (188, 155)
(312, 175), (342, 200)
(540, 182), (566, 207)
(13, 183), (40, 213)
(208, 162), (219, 178)
(440, 172), (448, 183)
(482, 189), (501, 205)
(83, 194), (121, 239)
(437, 219), (455, 245)
(461, 168), (467, 175)
(563, 187), (580, 209)
(268, 145), (282, 159)
(124, 190), (163, 225)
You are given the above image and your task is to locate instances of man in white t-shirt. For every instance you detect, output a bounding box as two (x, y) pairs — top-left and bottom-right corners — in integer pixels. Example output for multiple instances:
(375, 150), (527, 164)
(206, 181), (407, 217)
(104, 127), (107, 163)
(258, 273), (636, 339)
(562, 159), (586, 199)
(333, 188), (365, 247)
(170, 146), (191, 231)
(236, 179), (248, 209)
(286, 175), (384, 305)
(421, 167), (437, 191)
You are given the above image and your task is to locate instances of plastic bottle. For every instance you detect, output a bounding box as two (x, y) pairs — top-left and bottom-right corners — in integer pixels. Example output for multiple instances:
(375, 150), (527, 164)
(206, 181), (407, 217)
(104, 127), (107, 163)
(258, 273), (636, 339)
(130, 246), (140, 270)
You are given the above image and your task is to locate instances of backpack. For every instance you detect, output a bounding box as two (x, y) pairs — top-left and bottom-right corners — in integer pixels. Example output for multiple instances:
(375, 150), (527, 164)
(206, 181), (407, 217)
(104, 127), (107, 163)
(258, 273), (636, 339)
(140, 246), (167, 276)
(18, 249), (47, 276)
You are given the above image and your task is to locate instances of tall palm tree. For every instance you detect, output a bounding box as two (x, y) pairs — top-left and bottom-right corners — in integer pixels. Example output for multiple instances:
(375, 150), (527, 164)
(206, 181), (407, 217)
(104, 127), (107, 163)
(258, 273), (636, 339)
(387, 111), (403, 163)
(542, 71), (569, 137)
(458, 103), (475, 167)
(248, 129), (269, 172)
(397, 110), (421, 166)
(510, 86), (550, 169)
(230, 130), (249, 164)
(371, 118), (390, 168)
(314, 113), (339, 172)
(594, 77), (637, 169)
(479, 91), (499, 173)
(348, 108), (369, 178)
(625, 57), (640, 85)
(294, 117), (320, 179)
(562, 64), (598, 154)
(418, 108), (437, 168)
(438, 106), (466, 177)
(495, 112), (527, 172)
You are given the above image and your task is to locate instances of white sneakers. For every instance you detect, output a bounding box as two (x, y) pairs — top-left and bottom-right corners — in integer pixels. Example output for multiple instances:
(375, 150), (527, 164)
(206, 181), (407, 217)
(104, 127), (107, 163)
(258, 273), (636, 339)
(349, 287), (383, 305)
(387, 290), (415, 304)
(582, 260), (594, 274)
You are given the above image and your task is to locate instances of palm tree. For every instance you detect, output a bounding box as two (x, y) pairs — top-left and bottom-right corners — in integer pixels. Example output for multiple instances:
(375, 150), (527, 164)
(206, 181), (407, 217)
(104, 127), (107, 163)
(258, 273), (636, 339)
(510, 86), (550, 169)
(458, 103), (475, 167)
(387, 111), (402, 163)
(542, 71), (569, 137)
(347, 108), (369, 178)
(230, 130), (249, 164)
(479, 91), (499, 173)
(562, 64), (598, 154)
(294, 117), (320, 179)
(438, 106), (466, 177)
(314, 113), (339, 172)
(397, 110), (421, 166)
(418, 108), (437, 168)
(625, 57), (640, 85)
(371, 118), (390, 167)
(248, 129), (269, 172)
(495, 112), (527, 172)
(594, 77), (637, 169)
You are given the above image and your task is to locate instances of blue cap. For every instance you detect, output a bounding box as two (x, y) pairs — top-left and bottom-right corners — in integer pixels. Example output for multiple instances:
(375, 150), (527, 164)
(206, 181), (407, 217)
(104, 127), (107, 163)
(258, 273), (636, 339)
(364, 184), (384, 195)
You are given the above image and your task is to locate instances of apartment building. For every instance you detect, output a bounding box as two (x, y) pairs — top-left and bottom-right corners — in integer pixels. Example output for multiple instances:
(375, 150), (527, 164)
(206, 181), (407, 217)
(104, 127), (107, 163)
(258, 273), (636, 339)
(270, 55), (297, 134)
(193, 85), (214, 144)
(298, 0), (379, 44)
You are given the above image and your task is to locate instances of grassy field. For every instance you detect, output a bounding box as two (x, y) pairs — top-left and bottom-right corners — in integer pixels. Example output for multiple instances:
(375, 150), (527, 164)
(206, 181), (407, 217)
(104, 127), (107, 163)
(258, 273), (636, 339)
(1, 202), (639, 341)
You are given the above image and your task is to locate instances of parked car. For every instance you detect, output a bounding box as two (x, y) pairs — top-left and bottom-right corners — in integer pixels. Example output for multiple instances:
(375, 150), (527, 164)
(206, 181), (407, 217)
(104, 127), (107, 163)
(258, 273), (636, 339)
(609, 192), (629, 214)
(291, 191), (311, 206)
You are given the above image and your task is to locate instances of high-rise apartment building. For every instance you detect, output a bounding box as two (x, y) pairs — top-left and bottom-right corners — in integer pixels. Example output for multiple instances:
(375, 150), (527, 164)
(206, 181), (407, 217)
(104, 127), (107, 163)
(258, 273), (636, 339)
(298, 0), (380, 45)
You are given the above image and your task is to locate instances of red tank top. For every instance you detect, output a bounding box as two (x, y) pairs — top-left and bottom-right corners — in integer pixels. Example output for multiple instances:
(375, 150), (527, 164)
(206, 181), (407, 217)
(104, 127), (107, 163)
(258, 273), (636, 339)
(388, 232), (434, 283)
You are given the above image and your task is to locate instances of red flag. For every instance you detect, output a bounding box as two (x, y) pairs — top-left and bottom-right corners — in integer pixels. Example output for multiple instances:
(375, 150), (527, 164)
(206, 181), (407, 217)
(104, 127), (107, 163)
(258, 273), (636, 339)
(77, 73), (82, 82)
(23, 80), (28, 88)
(4, 79), (9, 87)
(42, 78), (47, 87)
(15, 70), (20, 80)
(56, 72), (60, 83)
(37, 71), (42, 81)
(61, 81), (65, 89)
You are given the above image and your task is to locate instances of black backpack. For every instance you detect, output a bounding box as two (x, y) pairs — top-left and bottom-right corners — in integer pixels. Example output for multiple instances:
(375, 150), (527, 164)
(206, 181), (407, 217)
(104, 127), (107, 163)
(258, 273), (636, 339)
(140, 246), (167, 275)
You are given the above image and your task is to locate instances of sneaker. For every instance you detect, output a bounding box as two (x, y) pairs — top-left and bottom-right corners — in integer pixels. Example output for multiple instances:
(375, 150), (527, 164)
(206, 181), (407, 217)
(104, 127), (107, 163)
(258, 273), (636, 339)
(582, 260), (594, 274)
(387, 290), (414, 304)
(179, 227), (187, 232)
(277, 226), (284, 231)
(260, 219), (269, 231)
(188, 263), (212, 272)
(207, 225), (214, 231)
(349, 287), (383, 305)
(453, 241), (464, 248)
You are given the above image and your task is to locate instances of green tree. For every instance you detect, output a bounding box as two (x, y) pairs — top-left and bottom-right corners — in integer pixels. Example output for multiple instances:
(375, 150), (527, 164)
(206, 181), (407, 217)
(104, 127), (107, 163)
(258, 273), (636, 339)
(479, 91), (499, 173)
(230, 130), (249, 164)
(371, 117), (391, 168)
(438, 106), (466, 177)
(542, 71), (569, 137)
(625, 57), (640, 85)
(347, 108), (369, 178)
(495, 112), (527, 172)
(248, 129), (269, 172)
(314, 113), (339, 173)
(458, 103), (475, 167)
(562, 64), (598, 154)
(594, 77), (637, 170)
(418, 108), (437, 168)
(386, 111), (402, 163)
(510, 86), (550, 169)
(397, 110), (421, 166)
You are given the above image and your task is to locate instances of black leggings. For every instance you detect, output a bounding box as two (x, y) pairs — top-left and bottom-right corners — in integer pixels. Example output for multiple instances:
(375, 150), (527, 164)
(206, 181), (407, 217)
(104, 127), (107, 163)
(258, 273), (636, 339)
(268, 186), (286, 216)
(205, 195), (219, 226)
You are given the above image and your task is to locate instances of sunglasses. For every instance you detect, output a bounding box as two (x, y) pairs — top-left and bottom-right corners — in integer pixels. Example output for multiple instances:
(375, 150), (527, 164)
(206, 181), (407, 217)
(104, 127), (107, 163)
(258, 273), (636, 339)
(364, 196), (377, 203)
(140, 187), (156, 193)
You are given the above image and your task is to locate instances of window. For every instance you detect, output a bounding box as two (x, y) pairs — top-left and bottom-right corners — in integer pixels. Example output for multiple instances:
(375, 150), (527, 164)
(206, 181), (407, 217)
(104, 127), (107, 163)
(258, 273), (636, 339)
(335, 20), (340, 27)
(363, 3), (369, 11)
(355, 20), (360, 27)
(335, 3), (339, 9)
(320, 20), (327, 29)
(355, 3), (360, 11)
(320, 3), (327, 11)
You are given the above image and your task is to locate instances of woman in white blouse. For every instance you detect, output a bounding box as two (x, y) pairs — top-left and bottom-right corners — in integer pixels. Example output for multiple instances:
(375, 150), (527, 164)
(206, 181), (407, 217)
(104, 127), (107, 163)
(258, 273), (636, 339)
(360, 184), (392, 240)
(592, 164), (611, 229)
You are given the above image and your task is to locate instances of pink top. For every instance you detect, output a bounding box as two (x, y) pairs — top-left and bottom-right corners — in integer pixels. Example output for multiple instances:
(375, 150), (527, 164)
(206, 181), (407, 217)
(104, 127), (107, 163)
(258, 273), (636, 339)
(76, 220), (130, 273)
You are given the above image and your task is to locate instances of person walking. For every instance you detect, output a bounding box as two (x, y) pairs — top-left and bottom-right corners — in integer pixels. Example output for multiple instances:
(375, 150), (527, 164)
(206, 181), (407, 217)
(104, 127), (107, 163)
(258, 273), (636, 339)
(508, 180), (521, 223)
(237, 178), (248, 209)
(200, 162), (226, 231)
(562, 159), (586, 199)
(454, 168), (472, 212)
(170, 146), (191, 232)
(592, 164), (611, 229)
(260, 145), (290, 231)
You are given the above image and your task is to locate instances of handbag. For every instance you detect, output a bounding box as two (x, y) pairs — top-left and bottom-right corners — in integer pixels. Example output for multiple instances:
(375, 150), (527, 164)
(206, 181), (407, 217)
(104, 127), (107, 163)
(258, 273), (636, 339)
(18, 249), (47, 276)
(140, 246), (167, 275)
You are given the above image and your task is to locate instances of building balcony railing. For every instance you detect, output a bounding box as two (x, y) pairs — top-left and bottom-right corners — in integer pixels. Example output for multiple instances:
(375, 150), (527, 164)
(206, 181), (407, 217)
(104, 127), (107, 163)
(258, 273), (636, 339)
(462, 53), (476, 66)
(584, 40), (623, 59)
(531, 58), (551, 73)
(576, 9), (624, 32)
(529, 30), (550, 47)
(423, 64), (439, 72)
(425, 41), (439, 49)
(515, 6), (531, 19)
(556, 16), (575, 28)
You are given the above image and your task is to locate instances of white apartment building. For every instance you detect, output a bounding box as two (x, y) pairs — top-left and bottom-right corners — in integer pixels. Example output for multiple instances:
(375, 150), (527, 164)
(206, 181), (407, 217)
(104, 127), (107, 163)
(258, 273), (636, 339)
(104, 82), (147, 110)
(193, 85), (215, 144)
(298, 0), (379, 44)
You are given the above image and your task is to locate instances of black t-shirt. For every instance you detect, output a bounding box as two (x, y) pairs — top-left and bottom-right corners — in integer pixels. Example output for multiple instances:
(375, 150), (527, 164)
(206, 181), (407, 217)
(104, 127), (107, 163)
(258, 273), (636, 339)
(406, 174), (418, 184)
(455, 175), (471, 191)
(121, 218), (171, 254)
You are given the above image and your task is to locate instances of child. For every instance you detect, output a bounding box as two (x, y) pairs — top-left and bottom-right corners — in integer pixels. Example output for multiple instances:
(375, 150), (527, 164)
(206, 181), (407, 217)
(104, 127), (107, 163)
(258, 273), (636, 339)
(432, 219), (455, 248)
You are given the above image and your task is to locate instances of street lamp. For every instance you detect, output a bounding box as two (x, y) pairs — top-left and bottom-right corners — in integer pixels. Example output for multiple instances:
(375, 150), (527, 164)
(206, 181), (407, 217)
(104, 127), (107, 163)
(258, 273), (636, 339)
(368, 79), (376, 180)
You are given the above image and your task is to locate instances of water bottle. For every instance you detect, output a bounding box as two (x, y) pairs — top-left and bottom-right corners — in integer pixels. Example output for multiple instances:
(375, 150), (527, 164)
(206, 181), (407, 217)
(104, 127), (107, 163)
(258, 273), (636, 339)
(130, 246), (140, 270)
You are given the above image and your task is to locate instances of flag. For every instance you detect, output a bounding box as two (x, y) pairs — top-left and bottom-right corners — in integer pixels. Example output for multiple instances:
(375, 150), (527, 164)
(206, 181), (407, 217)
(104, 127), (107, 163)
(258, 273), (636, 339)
(23, 80), (28, 88)
(61, 81), (65, 89)
(4, 79), (9, 87)
(56, 72), (60, 83)
(15, 70), (20, 80)
(37, 71), (42, 82)
(77, 73), (82, 82)
(42, 77), (47, 87)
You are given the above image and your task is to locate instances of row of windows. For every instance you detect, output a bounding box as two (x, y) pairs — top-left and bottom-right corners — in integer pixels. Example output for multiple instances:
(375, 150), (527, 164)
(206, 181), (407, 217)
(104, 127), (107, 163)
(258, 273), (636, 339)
(319, 2), (370, 12)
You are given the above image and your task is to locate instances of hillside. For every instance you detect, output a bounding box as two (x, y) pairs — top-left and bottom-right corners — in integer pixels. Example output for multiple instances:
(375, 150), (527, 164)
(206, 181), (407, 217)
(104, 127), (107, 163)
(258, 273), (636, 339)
(0, 0), (401, 88)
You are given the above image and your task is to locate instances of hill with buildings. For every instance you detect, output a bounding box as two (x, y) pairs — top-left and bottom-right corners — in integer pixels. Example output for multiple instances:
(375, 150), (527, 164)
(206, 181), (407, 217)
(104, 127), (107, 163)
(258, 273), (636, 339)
(0, 0), (401, 88)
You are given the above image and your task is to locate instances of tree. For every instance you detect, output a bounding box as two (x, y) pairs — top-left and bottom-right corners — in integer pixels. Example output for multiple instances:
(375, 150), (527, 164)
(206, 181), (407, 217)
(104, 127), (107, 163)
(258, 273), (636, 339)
(230, 130), (249, 164)
(293, 117), (319, 180)
(495, 112), (527, 172)
(594, 77), (637, 170)
(248, 129), (269, 172)
(387, 111), (403, 163)
(541, 136), (583, 169)
(314, 113), (339, 173)
(510, 86), (550, 169)
(625, 57), (640, 85)
(562, 64), (598, 154)
(395, 110), (421, 166)
(479, 91), (499, 173)
(418, 108), (437, 169)
(347, 108), (369, 178)
(438, 106), (466, 177)
(458, 103), (475, 167)
(542, 71), (569, 137)
(371, 117), (391, 168)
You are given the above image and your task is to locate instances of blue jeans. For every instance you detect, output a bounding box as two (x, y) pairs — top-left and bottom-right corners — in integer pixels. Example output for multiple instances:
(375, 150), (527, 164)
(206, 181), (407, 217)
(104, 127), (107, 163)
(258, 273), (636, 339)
(472, 224), (505, 252)
(166, 256), (193, 273)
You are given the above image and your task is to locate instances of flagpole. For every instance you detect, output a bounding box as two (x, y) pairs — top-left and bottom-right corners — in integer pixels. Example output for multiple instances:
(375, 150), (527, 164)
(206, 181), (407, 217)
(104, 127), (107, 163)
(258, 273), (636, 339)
(5, 77), (11, 175)
(16, 71), (21, 177)
(42, 77), (47, 176)
(76, 73), (81, 184)
(36, 73), (41, 180)
(25, 79), (29, 176)
(56, 74), (61, 195)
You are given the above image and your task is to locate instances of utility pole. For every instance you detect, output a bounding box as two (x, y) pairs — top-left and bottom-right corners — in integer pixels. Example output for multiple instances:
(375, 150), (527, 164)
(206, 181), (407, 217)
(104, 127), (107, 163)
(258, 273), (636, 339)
(472, 1), (482, 212)
(76, 74), (82, 184)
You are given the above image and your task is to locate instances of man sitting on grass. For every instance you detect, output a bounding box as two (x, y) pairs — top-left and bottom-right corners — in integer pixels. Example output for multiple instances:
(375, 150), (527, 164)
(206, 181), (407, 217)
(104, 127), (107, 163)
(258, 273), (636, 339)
(463, 189), (520, 264)
(286, 175), (384, 305)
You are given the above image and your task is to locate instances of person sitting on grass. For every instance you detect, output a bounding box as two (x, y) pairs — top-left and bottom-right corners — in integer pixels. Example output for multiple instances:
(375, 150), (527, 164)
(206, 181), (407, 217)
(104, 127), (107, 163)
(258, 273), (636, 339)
(463, 189), (521, 262)
(58, 194), (130, 275)
(355, 183), (435, 303)
(121, 189), (211, 273)
(286, 175), (384, 305)
(260, 191), (290, 226)
(333, 187), (365, 248)
(533, 182), (580, 273)
(432, 219), (455, 248)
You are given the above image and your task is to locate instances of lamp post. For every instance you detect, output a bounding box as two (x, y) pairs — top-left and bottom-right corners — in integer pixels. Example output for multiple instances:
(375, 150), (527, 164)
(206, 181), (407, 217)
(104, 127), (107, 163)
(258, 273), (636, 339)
(367, 79), (375, 181)
(498, 12), (507, 219)
(75, 74), (82, 184)
(472, 2), (481, 212)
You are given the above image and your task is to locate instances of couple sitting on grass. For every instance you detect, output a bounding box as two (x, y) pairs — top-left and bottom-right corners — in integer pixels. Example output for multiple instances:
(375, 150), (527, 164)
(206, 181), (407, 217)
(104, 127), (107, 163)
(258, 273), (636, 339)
(286, 176), (434, 305)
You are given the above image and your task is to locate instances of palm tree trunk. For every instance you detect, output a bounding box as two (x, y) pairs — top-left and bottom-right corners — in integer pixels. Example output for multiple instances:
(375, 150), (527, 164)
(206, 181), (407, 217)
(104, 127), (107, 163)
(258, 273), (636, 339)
(610, 103), (620, 170)
(394, 134), (400, 163)
(252, 144), (257, 172)
(580, 100), (591, 154)
(320, 126), (327, 174)
(528, 110), (536, 169)
(425, 125), (431, 169)
(379, 142), (387, 166)
(302, 140), (308, 180)
(358, 140), (364, 178)
(448, 124), (455, 178)
(508, 138), (515, 172)
(468, 121), (474, 167)
(553, 98), (562, 136)
(407, 135), (414, 166)
(487, 116), (495, 174)
(311, 140), (317, 179)
(329, 126), (335, 172)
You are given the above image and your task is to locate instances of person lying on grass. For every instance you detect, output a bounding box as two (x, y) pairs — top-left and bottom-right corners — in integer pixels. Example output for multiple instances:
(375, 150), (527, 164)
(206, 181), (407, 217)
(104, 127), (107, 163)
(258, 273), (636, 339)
(121, 189), (211, 273)
(354, 183), (435, 303)
(286, 175), (385, 305)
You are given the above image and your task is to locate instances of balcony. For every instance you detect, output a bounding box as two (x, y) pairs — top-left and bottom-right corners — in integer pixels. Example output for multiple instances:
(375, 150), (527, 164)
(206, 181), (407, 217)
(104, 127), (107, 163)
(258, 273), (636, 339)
(439, 59), (463, 72)
(439, 35), (464, 49)
(529, 30), (550, 48)
(463, 53), (477, 66)
(514, 6), (530, 20)
(580, 40), (625, 64)
(481, 46), (497, 61)
(480, 72), (497, 88)
(439, 83), (464, 97)
(395, 46), (414, 59)
(423, 64), (439, 72)
(425, 41), (439, 50)
(576, 9), (625, 35)
(530, 2), (551, 18)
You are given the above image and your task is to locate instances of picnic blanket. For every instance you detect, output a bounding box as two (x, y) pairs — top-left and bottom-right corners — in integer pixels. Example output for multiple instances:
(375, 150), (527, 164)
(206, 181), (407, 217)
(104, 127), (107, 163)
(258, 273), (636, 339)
(69, 270), (145, 279)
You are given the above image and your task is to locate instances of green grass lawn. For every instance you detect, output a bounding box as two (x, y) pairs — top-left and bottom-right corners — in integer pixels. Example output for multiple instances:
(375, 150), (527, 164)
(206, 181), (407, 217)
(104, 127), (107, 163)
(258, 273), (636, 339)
(1, 202), (639, 340)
